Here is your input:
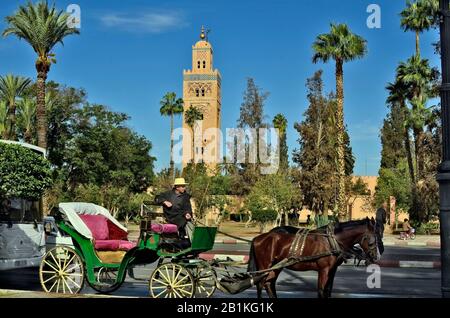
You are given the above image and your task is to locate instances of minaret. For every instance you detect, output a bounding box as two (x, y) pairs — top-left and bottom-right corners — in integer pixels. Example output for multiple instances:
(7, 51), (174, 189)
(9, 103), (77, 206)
(182, 27), (222, 171)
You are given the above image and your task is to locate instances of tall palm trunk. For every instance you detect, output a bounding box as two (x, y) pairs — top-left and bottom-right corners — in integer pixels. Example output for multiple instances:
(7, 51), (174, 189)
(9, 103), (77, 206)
(413, 127), (424, 179)
(400, 101), (416, 184)
(415, 31), (420, 57)
(170, 113), (175, 179)
(3, 101), (17, 140)
(24, 128), (33, 144)
(335, 60), (347, 220)
(36, 70), (47, 149)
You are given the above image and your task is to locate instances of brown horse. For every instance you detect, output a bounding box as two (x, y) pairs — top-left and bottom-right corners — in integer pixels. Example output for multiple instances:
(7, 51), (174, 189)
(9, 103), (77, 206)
(247, 218), (380, 298)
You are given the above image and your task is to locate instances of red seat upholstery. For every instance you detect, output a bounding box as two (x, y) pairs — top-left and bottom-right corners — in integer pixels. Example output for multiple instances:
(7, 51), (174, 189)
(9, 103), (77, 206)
(79, 214), (136, 251)
(150, 223), (178, 234)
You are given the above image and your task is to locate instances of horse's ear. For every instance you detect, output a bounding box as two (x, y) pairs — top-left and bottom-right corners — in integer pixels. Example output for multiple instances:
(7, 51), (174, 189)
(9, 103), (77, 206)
(370, 217), (375, 225)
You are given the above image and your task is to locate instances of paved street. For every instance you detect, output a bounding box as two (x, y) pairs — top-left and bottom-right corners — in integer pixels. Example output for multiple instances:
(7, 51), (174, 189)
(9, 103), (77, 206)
(0, 245), (442, 298)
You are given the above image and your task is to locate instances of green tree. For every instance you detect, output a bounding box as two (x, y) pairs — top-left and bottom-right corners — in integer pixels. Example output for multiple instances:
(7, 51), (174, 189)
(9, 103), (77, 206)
(293, 71), (354, 221)
(272, 113), (289, 173)
(17, 97), (36, 143)
(184, 106), (203, 163)
(235, 78), (269, 192)
(0, 101), (7, 137)
(245, 173), (294, 226)
(3, 1), (79, 149)
(396, 55), (439, 180)
(0, 142), (52, 200)
(386, 79), (415, 184)
(159, 92), (184, 178)
(400, 0), (437, 57)
(312, 23), (367, 219)
(0, 74), (31, 140)
(65, 105), (155, 193)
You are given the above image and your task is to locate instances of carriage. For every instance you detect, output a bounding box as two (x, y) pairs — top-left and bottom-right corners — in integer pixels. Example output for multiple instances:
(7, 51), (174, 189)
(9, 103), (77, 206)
(39, 202), (380, 298)
(39, 202), (221, 298)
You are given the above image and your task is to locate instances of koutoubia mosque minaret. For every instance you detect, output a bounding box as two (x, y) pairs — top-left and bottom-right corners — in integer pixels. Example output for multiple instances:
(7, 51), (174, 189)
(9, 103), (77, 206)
(182, 26), (222, 171)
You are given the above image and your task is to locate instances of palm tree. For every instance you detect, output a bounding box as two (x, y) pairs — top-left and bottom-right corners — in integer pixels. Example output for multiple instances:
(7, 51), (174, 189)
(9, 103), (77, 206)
(3, 1), (79, 149)
(184, 106), (203, 163)
(272, 113), (288, 173)
(0, 74), (31, 140)
(400, 0), (436, 57)
(312, 23), (367, 219)
(0, 101), (7, 137)
(397, 55), (437, 178)
(160, 92), (184, 178)
(18, 97), (36, 143)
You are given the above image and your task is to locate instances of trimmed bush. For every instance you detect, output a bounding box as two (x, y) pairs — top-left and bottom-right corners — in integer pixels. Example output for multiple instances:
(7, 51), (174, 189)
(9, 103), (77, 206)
(0, 143), (52, 200)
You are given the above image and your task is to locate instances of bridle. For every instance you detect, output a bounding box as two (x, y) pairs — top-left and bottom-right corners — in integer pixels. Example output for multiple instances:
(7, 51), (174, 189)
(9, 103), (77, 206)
(358, 230), (378, 264)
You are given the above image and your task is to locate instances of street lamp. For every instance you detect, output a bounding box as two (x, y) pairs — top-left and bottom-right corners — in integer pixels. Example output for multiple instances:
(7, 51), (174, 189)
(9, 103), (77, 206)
(438, 0), (450, 299)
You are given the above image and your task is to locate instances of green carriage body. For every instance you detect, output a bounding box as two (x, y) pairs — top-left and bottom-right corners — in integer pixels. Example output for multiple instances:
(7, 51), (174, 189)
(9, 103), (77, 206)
(40, 202), (218, 296)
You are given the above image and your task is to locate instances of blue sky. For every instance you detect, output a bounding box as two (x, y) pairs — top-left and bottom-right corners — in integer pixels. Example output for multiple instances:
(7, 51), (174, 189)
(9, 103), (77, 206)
(0, 0), (441, 175)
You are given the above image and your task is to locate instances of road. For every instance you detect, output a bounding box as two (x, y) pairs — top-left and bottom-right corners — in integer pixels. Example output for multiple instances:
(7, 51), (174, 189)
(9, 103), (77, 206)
(0, 246), (442, 298)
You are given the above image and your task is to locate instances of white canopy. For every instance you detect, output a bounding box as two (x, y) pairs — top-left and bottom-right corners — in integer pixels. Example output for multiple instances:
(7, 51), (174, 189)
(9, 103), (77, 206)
(58, 202), (128, 240)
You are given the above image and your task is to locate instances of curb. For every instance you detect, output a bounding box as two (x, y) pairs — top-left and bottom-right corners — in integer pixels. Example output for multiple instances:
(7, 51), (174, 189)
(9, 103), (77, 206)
(200, 253), (441, 269)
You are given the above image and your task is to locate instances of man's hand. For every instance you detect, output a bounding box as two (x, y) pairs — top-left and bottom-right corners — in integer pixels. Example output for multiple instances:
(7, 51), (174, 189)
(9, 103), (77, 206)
(185, 213), (192, 220)
(163, 201), (172, 208)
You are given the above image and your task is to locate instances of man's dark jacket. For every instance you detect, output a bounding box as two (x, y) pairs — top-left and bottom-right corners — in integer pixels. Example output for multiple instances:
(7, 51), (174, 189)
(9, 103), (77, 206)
(155, 190), (193, 229)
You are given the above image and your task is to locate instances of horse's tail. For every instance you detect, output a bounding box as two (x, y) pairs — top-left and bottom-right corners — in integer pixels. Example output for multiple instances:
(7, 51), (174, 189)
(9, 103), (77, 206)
(247, 238), (258, 273)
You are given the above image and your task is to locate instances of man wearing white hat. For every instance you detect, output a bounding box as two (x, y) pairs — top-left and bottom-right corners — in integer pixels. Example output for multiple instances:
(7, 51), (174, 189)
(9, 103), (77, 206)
(155, 178), (194, 240)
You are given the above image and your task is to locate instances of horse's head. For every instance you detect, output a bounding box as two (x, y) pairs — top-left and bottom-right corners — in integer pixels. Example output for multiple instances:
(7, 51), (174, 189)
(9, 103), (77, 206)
(358, 218), (379, 264)
(335, 218), (380, 264)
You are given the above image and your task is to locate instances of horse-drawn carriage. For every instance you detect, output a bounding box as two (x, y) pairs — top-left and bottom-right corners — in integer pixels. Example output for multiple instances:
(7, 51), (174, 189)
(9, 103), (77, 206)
(39, 202), (220, 297)
(39, 202), (381, 298)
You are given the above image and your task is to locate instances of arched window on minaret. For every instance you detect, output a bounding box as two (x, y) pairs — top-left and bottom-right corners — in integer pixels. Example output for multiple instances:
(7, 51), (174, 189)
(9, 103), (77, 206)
(201, 89), (205, 97)
(203, 61), (206, 69)
(197, 61), (201, 69)
(196, 89), (199, 97)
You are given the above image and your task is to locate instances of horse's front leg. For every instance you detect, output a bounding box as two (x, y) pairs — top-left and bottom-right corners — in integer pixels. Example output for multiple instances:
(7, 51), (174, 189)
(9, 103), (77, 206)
(317, 268), (330, 298)
(324, 265), (338, 298)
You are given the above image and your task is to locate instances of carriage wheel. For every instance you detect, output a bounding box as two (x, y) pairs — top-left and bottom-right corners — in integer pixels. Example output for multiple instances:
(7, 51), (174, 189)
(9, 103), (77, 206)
(87, 267), (122, 294)
(190, 266), (217, 298)
(39, 246), (84, 294)
(149, 263), (195, 298)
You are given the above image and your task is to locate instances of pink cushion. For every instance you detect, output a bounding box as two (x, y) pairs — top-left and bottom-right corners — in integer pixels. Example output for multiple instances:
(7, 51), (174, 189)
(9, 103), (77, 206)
(79, 214), (109, 240)
(151, 223), (178, 234)
(95, 240), (136, 251)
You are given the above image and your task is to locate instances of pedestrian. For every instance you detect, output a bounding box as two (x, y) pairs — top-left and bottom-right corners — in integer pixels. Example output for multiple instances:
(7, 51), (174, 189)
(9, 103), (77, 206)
(155, 178), (194, 241)
(306, 214), (311, 226)
(375, 201), (387, 254)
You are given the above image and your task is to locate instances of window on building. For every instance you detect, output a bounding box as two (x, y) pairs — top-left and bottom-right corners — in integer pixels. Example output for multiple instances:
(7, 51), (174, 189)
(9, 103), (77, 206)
(203, 61), (206, 69)
(201, 89), (205, 97)
(197, 61), (201, 69)
(196, 89), (199, 97)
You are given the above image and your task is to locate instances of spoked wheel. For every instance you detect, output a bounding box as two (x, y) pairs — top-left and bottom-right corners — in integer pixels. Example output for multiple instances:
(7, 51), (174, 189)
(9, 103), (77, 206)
(39, 246), (84, 294)
(149, 263), (195, 298)
(88, 267), (122, 293)
(190, 265), (217, 298)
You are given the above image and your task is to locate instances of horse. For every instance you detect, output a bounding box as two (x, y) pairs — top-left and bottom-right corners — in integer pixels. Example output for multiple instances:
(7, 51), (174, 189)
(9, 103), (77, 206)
(247, 217), (381, 298)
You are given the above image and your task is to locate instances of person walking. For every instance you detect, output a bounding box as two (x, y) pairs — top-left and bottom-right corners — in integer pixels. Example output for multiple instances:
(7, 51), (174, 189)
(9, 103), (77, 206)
(375, 201), (387, 254)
